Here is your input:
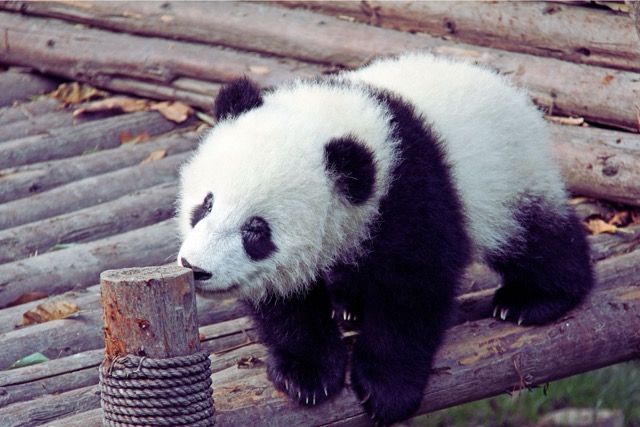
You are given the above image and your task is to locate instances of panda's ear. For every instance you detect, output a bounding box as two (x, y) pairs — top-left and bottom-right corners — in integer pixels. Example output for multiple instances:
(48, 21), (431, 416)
(325, 136), (376, 205)
(213, 77), (263, 121)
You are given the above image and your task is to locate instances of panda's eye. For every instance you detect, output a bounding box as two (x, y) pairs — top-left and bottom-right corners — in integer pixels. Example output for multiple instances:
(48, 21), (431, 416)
(190, 192), (213, 228)
(241, 216), (277, 261)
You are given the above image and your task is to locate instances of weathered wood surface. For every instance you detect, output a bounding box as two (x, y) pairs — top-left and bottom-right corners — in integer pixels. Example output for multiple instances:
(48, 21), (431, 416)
(281, 1), (640, 72)
(101, 266), (200, 360)
(0, 3), (638, 131)
(0, 68), (60, 107)
(0, 220), (180, 308)
(0, 2), (638, 426)
(0, 109), (184, 170)
(0, 129), (196, 203)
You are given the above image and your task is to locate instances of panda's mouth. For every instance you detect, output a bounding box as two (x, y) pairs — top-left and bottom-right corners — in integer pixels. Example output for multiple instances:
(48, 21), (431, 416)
(193, 279), (240, 297)
(193, 270), (212, 281)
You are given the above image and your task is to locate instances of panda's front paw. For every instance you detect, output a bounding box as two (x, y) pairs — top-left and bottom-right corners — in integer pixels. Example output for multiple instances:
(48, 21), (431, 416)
(266, 345), (347, 406)
(351, 346), (424, 426)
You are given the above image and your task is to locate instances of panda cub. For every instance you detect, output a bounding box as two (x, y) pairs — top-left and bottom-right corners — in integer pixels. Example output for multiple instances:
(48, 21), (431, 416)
(177, 53), (593, 425)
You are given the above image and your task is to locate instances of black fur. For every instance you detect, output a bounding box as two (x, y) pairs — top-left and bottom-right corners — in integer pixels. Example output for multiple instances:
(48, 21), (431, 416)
(190, 192), (213, 228)
(241, 216), (277, 261)
(490, 204), (594, 324)
(325, 136), (376, 205)
(213, 77), (263, 121)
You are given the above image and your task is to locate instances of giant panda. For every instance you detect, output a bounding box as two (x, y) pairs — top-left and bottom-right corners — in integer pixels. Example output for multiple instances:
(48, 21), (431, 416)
(177, 53), (594, 425)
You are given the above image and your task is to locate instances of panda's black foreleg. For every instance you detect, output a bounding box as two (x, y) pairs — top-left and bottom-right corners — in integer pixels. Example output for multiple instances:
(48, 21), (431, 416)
(491, 208), (594, 325)
(350, 270), (455, 426)
(245, 281), (348, 406)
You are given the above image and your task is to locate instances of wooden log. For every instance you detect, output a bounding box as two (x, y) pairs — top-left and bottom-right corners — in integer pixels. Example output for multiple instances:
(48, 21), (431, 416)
(100, 266), (200, 359)
(0, 107), (114, 143)
(0, 129), (196, 204)
(106, 76), (217, 111)
(0, 152), (187, 230)
(0, 11), (324, 92)
(0, 182), (177, 264)
(0, 109), (181, 170)
(0, 349), (103, 409)
(0, 97), (61, 127)
(0, 385), (101, 427)
(0, 68), (60, 107)
(281, 1), (640, 72)
(0, 220), (179, 309)
(205, 278), (640, 426)
(551, 124), (640, 206)
(0, 2), (640, 131)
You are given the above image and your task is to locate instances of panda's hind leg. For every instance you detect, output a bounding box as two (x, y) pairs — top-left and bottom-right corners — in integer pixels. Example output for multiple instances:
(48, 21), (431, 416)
(490, 204), (594, 325)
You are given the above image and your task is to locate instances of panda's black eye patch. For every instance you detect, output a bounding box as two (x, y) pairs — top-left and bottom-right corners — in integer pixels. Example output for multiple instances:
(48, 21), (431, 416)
(241, 216), (277, 261)
(190, 192), (214, 228)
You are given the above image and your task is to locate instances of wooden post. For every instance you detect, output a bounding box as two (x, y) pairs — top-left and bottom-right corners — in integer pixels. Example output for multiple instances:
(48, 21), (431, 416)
(100, 265), (200, 361)
(99, 266), (215, 426)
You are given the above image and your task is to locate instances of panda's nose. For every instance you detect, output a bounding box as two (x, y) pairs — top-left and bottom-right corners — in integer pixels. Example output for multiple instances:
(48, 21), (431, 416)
(180, 257), (213, 281)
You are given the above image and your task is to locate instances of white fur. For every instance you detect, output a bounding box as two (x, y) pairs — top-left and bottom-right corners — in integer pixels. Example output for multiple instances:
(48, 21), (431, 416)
(343, 53), (568, 257)
(177, 53), (568, 300)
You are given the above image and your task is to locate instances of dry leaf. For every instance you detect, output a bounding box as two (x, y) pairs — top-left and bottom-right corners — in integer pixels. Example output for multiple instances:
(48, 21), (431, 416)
(150, 101), (193, 123)
(586, 218), (618, 235)
(50, 82), (108, 105)
(140, 150), (167, 165)
(249, 65), (271, 75)
(160, 14), (175, 23)
(16, 300), (79, 327)
(73, 97), (149, 116)
(609, 210), (631, 227)
(120, 131), (151, 145)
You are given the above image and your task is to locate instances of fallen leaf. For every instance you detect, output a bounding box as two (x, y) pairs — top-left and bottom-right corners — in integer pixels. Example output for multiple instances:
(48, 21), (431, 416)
(73, 97), (149, 116)
(140, 150), (167, 165)
(159, 14), (175, 23)
(586, 218), (618, 235)
(120, 131), (151, 145)
(50, 82), (108, 105)
(608, 210), (630, 227)
(150, 101), (193, 123)
(248, 65), (271, 75)
(16, 300), (79, 327)
(7, 291), (48, 307)
(9, 352), (49, 369)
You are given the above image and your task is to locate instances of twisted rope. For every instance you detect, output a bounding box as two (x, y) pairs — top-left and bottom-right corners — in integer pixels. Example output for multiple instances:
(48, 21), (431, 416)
(99, 350), (215, 426)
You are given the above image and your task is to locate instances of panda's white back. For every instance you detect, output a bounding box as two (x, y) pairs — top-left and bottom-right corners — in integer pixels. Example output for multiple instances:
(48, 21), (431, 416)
(344, 53), (568, 258)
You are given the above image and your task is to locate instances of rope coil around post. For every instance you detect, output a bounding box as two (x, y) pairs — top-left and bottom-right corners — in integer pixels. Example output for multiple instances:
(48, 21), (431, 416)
(99, 350), (215, 426)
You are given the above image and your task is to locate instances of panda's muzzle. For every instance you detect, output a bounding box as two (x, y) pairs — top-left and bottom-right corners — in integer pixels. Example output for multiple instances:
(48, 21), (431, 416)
(180, 257), (213, 281)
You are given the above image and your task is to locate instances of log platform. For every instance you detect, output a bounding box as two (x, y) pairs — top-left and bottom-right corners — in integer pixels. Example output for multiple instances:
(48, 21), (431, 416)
(0, 2), (638, 426)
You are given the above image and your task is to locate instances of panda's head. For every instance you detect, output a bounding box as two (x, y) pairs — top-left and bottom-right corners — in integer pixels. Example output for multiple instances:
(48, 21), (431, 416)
(177, 77), (397, 301)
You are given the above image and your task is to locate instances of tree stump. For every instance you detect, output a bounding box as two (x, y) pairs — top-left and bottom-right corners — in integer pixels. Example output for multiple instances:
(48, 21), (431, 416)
(99, 265), (215, 426)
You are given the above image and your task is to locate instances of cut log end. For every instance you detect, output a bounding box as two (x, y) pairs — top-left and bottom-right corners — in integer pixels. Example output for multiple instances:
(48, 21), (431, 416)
(100, 265), (199, 361)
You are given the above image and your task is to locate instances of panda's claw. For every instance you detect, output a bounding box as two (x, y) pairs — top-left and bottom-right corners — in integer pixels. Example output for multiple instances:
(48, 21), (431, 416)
(331, 309), (336, 319)
(500, 307), (509, 321)
(493, 305), (499, 318)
